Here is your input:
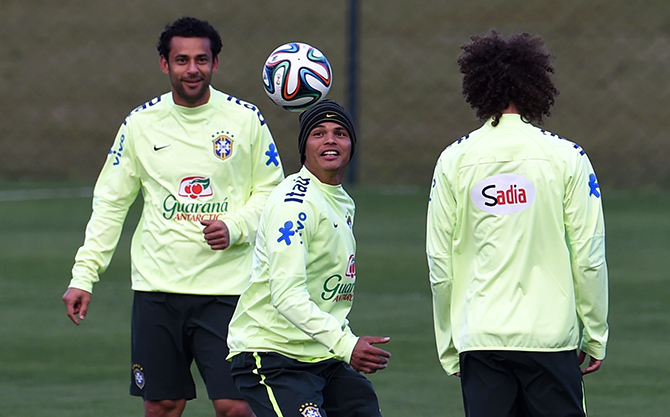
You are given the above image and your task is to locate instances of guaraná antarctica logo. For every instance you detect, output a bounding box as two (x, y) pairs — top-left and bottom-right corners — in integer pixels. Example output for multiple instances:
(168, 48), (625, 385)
(162, 176), (229, 221)
(178, 176), (213, 200)
(321, 254), (356, 303)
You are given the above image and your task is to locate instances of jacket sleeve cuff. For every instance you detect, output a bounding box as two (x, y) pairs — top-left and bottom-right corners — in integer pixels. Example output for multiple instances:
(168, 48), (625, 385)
(440, 356), (460, 376)
(332, 334), (359, 364)
(67, 278), (95, 294)
(224, 218), (241, 247)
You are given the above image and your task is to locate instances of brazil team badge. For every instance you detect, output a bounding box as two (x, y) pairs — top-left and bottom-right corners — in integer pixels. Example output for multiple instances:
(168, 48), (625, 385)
(132, 364), (145, 389)
(213, 134), (234, 161)
(299, 402), (322, 417)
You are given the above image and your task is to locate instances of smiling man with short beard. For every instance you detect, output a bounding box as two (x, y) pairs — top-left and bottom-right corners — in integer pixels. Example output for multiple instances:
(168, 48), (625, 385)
(63, 16), (284, 417)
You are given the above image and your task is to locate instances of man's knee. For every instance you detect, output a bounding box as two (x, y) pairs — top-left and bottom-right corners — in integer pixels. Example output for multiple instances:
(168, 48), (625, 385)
(144, 399), (187, 417)
(213, 398), (255, 417)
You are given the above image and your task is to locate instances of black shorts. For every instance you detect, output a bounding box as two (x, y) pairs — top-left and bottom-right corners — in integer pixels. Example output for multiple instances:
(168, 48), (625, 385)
(231, 351), (382, 417)
(459, 350), (586, 417)
(130, 291), (243, 401)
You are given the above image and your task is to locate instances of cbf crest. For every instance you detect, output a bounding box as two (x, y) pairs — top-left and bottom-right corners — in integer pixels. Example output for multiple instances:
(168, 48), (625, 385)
(299, 402), (322, 417)
(132, 364), (145, 389)
(212, 132), (234, 161)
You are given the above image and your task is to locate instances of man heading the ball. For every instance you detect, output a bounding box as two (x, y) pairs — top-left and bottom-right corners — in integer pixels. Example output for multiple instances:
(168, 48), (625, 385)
(227, 99), (391, 417)
(427, 30), (609, 417)
(62, 16), (284, 417)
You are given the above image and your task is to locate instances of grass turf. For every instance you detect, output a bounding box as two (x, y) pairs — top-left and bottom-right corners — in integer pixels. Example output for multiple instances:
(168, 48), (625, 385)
(0, 186), (668, 415)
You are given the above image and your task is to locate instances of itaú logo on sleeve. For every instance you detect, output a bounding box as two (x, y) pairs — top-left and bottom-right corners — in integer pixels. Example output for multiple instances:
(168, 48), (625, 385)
(471, 174), (536, 215)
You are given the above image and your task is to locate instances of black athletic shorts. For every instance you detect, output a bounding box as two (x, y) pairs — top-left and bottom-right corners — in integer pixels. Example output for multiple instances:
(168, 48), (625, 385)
(130, 291), (243, 401)
(231, 351), (383, 417)
(459, 350), (586, 417)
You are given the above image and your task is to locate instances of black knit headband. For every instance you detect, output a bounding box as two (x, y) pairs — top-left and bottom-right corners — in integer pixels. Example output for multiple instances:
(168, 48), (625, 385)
(297, 99), (357, 164)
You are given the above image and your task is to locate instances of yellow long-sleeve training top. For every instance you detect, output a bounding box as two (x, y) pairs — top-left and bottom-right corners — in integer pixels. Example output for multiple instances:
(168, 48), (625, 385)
(228, 167), (359, 363)
(426, 114), (609, 375)
(69, 87), (284, 295)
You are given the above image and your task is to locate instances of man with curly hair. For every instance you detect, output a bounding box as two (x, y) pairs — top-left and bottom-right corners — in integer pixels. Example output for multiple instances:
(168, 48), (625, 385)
(427, 30), (608, 417)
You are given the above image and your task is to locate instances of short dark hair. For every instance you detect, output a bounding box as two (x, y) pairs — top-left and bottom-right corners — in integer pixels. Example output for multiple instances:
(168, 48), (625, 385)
(157, 16), (222, 59)
(457, 30), (559, 126)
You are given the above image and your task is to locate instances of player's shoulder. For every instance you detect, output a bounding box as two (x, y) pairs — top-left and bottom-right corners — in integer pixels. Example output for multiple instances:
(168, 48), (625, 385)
(263, 171), (334, 235)
(121, 92), (170, 127)
(209, 88), (268, 127)
(535, 127), (589, 159)
(271, 171), (317, 203)
(443, 133), (473, 154)
(265, 171), (326, 218)
(434, 130), (477, 171)
(439, 118), (496, 157)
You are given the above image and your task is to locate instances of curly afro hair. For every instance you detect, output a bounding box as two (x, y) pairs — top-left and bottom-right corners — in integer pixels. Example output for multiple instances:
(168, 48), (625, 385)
(157, 17), (222, 60)
(457, 30), (559, 126)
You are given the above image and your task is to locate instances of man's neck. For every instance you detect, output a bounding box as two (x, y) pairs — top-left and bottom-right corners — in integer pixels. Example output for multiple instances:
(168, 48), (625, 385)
(502, 103), (519, 114)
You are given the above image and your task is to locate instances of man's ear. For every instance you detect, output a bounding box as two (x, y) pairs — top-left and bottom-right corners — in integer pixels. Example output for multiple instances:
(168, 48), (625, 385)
(160, 56), (169, 75)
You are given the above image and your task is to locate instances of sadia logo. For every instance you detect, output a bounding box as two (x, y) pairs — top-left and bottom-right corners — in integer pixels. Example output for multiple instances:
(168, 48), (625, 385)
(471, 174), (536, 215)
(178, 176), (214, 199)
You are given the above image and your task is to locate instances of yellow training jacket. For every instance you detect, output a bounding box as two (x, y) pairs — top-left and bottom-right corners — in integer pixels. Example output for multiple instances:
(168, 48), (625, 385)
(69, 87), (284, 295)
(426, 114), (608, 375)
(228, 167), (359, 364)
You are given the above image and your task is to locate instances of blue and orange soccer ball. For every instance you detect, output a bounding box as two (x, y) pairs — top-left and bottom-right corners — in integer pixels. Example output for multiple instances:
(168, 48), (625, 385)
(262, 42), (332, 112)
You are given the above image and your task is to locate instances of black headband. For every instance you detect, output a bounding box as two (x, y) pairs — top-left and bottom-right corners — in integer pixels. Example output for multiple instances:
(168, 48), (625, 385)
(298, 99), (357, 164)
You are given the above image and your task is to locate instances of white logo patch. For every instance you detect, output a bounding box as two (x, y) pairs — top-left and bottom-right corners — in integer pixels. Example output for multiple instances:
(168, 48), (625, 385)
(471, 174), (536, 215)
(178, 176), (214, 200)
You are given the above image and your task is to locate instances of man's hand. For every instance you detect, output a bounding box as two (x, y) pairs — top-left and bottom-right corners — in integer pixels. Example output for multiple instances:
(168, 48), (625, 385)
(201, 220), (230, 250)
(350, 336), (391, 374)
(62, 288), (92, 325)
(579, 350), (603, 375)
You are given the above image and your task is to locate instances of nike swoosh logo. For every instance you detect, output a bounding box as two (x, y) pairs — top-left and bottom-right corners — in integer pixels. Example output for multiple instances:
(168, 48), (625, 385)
(325, 114), (337, 118)
(153, 144), (171, 151)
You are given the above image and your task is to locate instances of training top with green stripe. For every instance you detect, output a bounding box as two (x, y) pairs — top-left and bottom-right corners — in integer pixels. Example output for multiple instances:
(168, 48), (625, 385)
(426, 114), (609, 376)
(68, 87), (284, 295)
(227, 166), (360, 364)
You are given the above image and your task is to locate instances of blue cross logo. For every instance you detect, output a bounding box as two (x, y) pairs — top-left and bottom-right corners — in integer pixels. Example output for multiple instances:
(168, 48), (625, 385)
(265, 144), (280, 167)
(588, 173), (601, 198)
(277, 221), (295, 245)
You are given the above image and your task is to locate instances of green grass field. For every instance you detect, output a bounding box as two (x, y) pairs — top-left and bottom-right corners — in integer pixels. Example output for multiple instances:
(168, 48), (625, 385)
(1, 185), (669, 416)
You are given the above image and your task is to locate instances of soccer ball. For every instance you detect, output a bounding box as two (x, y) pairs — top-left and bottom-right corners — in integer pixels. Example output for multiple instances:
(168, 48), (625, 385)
(262, 42), (332, 112)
